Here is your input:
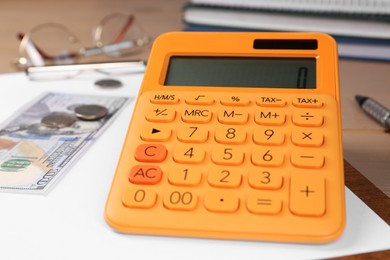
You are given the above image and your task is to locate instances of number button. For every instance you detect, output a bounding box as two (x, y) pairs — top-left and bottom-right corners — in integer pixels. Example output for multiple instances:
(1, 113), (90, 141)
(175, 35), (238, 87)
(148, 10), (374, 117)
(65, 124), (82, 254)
(215, 125), (247, 144)
(204, 190), (240, 213)
(254, 108), (286, 126)
(247, 192), (282, 215)
(173, 145), (205, 164)
(168, 167), (202, 186)
(177, 125), (209, 143)
(163, 189), (197, 211)
(251, 147), (284, 167)
(208, 167), (242, 188)
(211, 146), (245, 165)
(145, 106), (176, 122)
(253, 126), (285, 145)
(290, 172), (325, 217)
(248, 169), (283, 190)
(122, 187), (157, 209)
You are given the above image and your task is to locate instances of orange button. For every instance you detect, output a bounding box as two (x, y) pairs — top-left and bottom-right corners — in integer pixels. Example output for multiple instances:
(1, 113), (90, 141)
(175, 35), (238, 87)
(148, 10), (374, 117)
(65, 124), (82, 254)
(177, 125), (209, 143)
(163, 189), (198, 210)
(204, 190), (240, 213)
(290, 172), (326, 217)
(247, 192), (282, 215)
(145, 106), (176, 122)
(173, 145), (205, 164)
(253, 126), (285, 146)
(208, 167), (242, 188)
(292, 109), (323, 127)
(254, 108), (286, 126)
(251, 147), (284, 167)
(215, 125), (247, 144)
(128, 165), (163, 185)
(140, 124), (171, 142)
(122, 187), (157, 209)
(150, 92), (179, 104)
(185, 94), (214, 105)
(218, 108), (248, 124)
(292, 97), (323, 108)
(211, 146), (245, 166)
(168, 167), (202, 186)
(291, 149), (324, 169)
(182, 108), (212, 123)
(256, 96), (286, 107)
(291, 128), (324, 147)
(135, 144), (167, 162)
(248, 169), (283, 190)
(220, 95), (250, 106)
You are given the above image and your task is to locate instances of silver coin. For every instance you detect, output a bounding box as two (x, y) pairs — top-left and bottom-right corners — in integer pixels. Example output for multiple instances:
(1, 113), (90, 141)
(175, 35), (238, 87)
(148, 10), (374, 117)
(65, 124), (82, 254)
(74, 104), (108, 121)
(41, 112), (76, 128)
(94, 79), (123, 88)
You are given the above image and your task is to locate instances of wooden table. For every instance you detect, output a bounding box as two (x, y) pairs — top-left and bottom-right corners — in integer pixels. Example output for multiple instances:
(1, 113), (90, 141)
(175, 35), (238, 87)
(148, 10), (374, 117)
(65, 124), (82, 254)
(0, 0), (389, 258)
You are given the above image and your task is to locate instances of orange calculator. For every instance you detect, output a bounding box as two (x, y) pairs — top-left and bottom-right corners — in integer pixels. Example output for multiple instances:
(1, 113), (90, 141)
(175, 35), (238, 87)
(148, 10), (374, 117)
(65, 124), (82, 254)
(105, 32), (345, 243)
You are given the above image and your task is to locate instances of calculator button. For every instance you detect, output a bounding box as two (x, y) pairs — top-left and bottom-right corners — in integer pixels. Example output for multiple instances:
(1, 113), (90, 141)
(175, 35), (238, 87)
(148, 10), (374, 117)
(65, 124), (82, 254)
(182, 108), (212, 123)
(291, 128), (324, 147)
(291, 149), (325, 169)
(185, 94), (214, 105)
(292, 97), (323, 108)
(215, 125), (247, 144)
(292, 110), (323, 127)
(246, 192), (282, 215)
(145, 106), (176, 122)
(253, 126), (285, 146)
(168, 167), (202, 186)
(204, 190), (240, 213)
(248, 169), (283, 190)
(173, 145), (205, 164)
(220, 95), (250, 106)
(290, 173), (326, 217)
(128, 165), (163, 185)
(251, 147), (284, 167)
(140, 124), (171, 142)
(208, 167), (242, 188)
(150, 93), (179, 104)
(211, 146), (245, 166)
(122, 187), (157, 209)
(163, 189), (198, 210)
(218, 108), (248, 124)
(177, 125), (209, 143)
(254, 108), (286, 126)
(135, 144), (167, 163)
(256, 96), (286, 107)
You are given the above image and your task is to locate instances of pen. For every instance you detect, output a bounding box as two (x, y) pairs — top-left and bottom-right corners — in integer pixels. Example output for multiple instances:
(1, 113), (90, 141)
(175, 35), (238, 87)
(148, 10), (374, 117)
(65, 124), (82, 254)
(355, 95), (390, 130)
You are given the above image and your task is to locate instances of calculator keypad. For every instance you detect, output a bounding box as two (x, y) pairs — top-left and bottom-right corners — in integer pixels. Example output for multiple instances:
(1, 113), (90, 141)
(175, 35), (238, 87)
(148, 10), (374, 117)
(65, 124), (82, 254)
(108, 91), (344, 242)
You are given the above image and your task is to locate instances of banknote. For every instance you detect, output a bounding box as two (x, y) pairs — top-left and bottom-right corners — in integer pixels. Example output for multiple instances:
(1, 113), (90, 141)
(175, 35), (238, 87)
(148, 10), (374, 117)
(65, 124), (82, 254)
(0, 92), (132, 194)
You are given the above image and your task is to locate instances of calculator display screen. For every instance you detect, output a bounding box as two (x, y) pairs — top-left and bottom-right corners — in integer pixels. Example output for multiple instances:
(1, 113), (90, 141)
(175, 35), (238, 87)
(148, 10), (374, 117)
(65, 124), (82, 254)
(164, 56), (316, 89)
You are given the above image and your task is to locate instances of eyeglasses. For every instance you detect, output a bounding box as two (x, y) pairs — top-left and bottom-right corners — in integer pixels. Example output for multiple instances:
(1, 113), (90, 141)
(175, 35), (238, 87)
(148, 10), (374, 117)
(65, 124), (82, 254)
(25, 60), (146, 81)
(16, 13), (150, 68)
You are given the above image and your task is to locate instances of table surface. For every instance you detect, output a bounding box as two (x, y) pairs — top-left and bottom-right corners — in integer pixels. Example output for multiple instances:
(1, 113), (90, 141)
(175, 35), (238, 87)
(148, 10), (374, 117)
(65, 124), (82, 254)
(0, 0), (389, 258)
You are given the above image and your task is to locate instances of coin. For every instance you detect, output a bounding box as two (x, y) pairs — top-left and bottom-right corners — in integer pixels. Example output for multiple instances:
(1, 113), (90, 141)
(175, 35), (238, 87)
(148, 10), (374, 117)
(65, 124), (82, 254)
(41, 112), (76, 128)
(74, 104), (108, 121)
(94, 79), (123, 88)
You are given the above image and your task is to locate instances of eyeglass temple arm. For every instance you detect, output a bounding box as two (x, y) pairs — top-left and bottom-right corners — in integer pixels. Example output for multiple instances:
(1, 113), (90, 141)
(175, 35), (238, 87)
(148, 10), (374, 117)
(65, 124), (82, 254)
(17, 33), (79, 61)
(110, 15), (134, 44)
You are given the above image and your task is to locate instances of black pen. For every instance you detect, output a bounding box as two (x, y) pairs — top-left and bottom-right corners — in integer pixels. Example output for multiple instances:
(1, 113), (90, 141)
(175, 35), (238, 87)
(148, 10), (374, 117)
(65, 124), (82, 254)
(355, 95), (390, 130)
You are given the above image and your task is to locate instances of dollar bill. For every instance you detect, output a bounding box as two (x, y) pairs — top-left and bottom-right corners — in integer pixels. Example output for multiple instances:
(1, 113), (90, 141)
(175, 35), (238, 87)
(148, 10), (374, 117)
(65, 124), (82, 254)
(0, 92), (132, 194)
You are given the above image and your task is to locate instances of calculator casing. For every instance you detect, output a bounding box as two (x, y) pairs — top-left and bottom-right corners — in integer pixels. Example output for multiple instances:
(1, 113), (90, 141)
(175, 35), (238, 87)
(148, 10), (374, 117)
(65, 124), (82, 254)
(105, 32), (345, 243)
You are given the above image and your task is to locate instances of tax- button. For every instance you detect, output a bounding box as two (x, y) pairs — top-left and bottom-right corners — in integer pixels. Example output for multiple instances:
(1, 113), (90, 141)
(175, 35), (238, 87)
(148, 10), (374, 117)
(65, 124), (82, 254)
(204, 190), (240, 213)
